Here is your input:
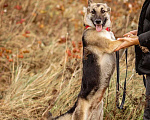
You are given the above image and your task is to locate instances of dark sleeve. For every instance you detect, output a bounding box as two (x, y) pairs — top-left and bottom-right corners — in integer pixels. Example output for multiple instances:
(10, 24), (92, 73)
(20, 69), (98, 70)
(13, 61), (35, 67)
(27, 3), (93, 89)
(138, 30), (150, 49)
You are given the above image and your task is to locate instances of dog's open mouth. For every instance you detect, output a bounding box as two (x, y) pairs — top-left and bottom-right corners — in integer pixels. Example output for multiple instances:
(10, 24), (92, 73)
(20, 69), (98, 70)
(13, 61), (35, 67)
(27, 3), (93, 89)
(96, 24), (102, 32)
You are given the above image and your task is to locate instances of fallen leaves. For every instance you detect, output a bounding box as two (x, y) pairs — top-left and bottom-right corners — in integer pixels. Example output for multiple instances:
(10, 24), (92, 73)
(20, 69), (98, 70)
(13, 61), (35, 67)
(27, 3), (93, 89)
(66, 49), (72, 57)
(66, 41), (82, 59)
(39, 24), (44, 28)
(0, 47), (31, 63)
(14, 5), (22, 10)
(18, 54), (24, 58)
(38, 41), (42, 44)
(58, 36), (66, 44)
(72, 41), (76, 48)
(8, 59), (13, 62)
(22, 34), (29, 38)
(16, 19), (25, 24)
(25, 31), (30, 34)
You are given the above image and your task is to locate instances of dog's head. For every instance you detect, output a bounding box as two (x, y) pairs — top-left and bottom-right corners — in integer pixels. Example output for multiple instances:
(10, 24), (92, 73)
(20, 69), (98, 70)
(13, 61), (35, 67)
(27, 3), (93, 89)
(83, 0), (111, 32)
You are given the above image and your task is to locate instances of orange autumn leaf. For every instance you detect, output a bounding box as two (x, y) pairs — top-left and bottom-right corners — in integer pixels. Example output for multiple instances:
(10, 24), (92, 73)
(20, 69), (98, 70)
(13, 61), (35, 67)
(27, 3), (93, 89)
(9, 50), (12, 54)
(16, 19), (25, 24)
(6, 55), (9, 59)
(18, 54), (24, 58)
(21, 19), (25, 22)
(14, 5), (22, 10)
(22, 34), (29, 38)
(32, 13), (37, 16)
(40, 24), (44, 28)
(6, 49), (12, 54)
(72, 54), (76, 58)
(25, 31), (30, 34)
(66, 49), (72, 57)
(73, 48), (77, 53)
(23, 50), (30, 53)
(6, 50), (9, 53)
(78, 41), (82, 47)
(58, 36), (66, 44)
(0, 52), (2, 57)
(38, 41), (42, 44)
(76, 55), (81, 59)
(1, 47), (6, 52)
(9, 59), (13, 62)
(72, 41), (76, 48)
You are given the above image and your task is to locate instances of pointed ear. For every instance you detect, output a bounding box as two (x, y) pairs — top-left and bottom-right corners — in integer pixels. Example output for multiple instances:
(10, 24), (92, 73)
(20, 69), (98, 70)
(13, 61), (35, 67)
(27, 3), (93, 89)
(88, 0), (93, 6)
(107, 7), (111, 12)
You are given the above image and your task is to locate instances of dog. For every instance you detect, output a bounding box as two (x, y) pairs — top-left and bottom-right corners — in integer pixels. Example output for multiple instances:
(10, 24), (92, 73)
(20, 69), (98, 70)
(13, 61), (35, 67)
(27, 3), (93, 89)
(43, 1), (124, 120)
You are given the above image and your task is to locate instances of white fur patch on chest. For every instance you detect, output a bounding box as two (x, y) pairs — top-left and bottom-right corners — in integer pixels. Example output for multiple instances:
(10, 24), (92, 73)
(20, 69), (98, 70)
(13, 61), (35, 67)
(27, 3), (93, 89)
(97, 30), (115, 40)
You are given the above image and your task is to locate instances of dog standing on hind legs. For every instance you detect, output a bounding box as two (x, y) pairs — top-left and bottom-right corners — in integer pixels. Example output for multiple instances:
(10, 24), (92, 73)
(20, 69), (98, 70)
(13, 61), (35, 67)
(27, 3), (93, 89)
(43, 0), (124, 120)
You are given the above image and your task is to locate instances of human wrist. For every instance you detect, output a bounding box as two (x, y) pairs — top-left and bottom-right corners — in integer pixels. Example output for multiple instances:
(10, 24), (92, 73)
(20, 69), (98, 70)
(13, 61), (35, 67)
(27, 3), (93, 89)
(134, 37), (139, 45)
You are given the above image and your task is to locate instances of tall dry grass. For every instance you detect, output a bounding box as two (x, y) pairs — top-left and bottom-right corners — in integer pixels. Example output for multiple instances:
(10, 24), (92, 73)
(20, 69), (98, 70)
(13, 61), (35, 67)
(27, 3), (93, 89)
(0, 0), (146, 119)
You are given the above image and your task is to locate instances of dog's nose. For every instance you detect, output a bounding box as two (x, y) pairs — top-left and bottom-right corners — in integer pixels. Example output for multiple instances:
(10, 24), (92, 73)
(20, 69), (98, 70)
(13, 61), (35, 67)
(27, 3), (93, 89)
(95, 19), (101, 24)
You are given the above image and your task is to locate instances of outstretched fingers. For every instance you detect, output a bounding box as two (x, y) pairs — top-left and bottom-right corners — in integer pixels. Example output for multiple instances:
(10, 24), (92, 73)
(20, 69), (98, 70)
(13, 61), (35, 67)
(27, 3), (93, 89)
(123, 30), (137, 37)
(114, 38), (127, 51)
(117, 38), (126, 41)
(114, 45), (125, 52)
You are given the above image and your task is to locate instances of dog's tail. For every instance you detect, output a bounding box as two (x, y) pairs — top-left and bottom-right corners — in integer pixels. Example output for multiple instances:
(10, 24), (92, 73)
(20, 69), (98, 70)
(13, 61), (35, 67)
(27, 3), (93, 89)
(42, 101), (77, 120)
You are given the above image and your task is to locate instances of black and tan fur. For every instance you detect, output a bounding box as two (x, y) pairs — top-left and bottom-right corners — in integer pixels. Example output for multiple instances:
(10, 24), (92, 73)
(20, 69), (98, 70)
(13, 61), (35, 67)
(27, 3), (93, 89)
(43, 1), (124, 120)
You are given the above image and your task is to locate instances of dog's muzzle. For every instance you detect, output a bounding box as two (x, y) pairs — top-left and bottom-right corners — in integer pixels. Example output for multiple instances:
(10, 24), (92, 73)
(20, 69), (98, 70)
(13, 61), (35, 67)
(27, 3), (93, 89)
(94, 19), (103, 32)
(94, 19), (102, 25)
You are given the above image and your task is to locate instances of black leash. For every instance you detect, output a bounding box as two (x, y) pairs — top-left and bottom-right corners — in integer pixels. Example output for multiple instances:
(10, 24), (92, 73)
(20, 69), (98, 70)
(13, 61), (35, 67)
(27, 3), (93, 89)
(143, 75), (146, 88)
(116, 49), (128, 109)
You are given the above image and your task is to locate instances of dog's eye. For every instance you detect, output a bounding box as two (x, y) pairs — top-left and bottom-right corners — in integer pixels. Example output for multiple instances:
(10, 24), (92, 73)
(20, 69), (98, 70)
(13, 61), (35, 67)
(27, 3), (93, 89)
(101, 8), (105, 13)
(91, 9), (96, 14)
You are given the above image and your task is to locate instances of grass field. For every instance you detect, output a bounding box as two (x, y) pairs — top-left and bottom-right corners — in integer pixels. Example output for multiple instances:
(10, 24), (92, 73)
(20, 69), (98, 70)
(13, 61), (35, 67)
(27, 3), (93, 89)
(0, 0), (146, 119)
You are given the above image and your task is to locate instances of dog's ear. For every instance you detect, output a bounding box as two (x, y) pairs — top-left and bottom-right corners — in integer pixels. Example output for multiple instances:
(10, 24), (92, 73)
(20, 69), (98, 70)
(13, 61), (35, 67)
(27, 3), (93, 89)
(107, 7), (111, 12)
(104, 3), (111, 12)
(88, 0), (93, 6)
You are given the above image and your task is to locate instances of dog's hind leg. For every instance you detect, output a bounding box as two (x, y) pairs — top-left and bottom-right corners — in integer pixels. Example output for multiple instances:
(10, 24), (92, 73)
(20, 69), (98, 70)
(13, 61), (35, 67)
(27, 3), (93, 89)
(89, 99), (104, 120)
(88, 53), (115, 120)
(87, 87), (107, 120)
(72, 98), (90, 120)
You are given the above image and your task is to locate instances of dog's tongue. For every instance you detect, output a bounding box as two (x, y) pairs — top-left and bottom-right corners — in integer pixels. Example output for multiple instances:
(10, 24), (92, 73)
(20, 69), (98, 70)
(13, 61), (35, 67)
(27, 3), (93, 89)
(96, 25), (102, 32)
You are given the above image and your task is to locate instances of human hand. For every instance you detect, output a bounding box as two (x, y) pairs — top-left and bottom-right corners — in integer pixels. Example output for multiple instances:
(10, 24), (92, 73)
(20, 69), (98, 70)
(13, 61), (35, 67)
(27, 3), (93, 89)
(123, 30), (137, 37)
(114, 36), (139, 51)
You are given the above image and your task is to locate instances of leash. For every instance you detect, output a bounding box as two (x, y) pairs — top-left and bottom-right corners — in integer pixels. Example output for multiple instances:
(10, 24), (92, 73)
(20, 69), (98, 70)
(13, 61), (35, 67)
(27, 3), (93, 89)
(116, 49), (128, 109)
(143, 75), (146, 88)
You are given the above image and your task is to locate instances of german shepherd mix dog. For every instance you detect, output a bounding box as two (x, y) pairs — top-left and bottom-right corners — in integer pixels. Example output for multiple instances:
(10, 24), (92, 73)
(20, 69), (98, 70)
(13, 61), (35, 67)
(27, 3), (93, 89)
(43, 0), (124, 120)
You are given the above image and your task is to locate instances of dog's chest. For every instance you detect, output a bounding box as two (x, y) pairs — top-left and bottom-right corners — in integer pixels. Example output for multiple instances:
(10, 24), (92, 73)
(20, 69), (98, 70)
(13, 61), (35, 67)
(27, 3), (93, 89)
(98, 30), (115, 40)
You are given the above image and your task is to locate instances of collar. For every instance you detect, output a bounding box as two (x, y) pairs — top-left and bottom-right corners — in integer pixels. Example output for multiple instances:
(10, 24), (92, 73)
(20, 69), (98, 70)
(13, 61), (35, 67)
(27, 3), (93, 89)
(85, 25), (111, 32)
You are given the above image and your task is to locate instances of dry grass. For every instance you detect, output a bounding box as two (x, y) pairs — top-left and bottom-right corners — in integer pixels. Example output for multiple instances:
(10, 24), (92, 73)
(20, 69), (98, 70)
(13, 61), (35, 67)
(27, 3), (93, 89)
(0, 0), (146, 119)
